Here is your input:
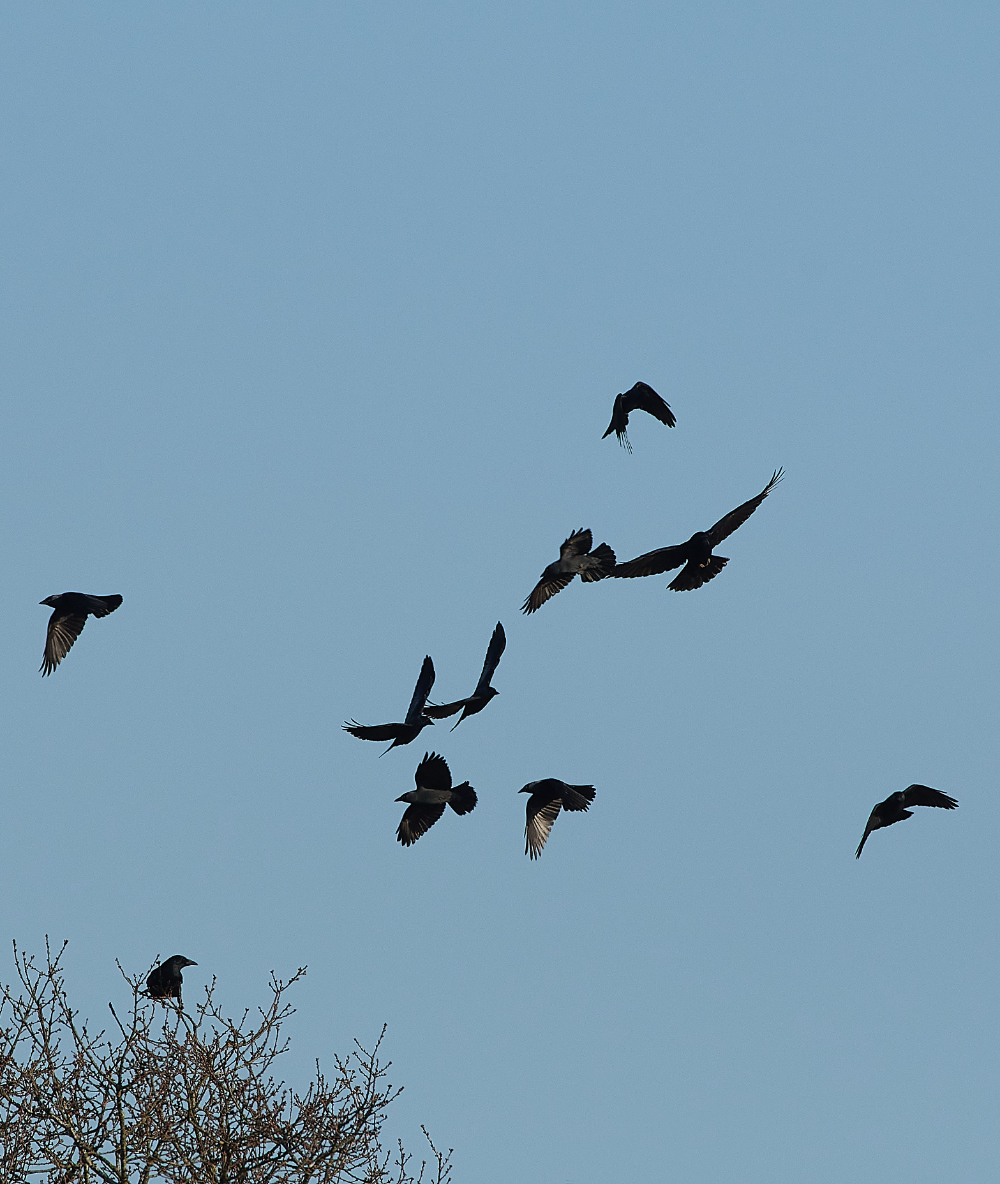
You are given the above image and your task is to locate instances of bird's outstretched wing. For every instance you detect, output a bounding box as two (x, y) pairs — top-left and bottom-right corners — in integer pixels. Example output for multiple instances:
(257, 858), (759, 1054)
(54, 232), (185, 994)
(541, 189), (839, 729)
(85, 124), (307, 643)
(342, 720), (401, 741)
(404, 656), (435, 726)
(41, 612), (88, 676)
(707, 469), (783, 547)
(525, 795), (562, 860)
(855, 809), (881, 859)
(421, 699), (465, 720)
(901, 785), (958, 810)
(612, 544), (688, 579)
(474, 622), (506, 694)
(522, 573), (574, 614)
(668, 555), (729, 592)
(624, 382), (675, 428)
(560, 529), (593, 559)
(415, 751), (452, 792)
(397, 803), (446, 846)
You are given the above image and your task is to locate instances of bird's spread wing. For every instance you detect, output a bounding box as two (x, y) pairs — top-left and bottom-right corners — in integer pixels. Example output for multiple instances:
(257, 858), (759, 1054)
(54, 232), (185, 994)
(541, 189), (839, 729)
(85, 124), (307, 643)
(342, 721), (402, 741)
(87, 594), (123, 618)
(668, 555), (729, 592)
(901, 784), (958, 810)
(415, 751), (452, 792)
(397, 803), (446, 846)
(560, 529), (593, 559)
(474, 622), (506, 694)
(525, 795), (562, 860)
(624, 382), (676, 428)
(612, 544), (688, 579)
(404, 656), (435, 725)
(707, 469), (783, 547)
(855, 809), (881, 859)
(522, 573), (574, 614)
(421, 698), (466, 719)
(41, 612), (88, 676)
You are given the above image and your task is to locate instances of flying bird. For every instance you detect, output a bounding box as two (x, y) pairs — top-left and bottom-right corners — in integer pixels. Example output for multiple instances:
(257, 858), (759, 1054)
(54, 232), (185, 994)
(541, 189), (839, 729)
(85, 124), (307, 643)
(522, 529), (616, 614)
(396, 752), (478, 846)
(602, 381), (676, 452)
(145, 955), (197, 1006)
(520, 779), (596, 859)
(423, 622), (506, 730)
(612, 469), (783, 591)
(39, 592), (123, 676)
(855, 784), (958, 859)
(344, 656), (436, 755)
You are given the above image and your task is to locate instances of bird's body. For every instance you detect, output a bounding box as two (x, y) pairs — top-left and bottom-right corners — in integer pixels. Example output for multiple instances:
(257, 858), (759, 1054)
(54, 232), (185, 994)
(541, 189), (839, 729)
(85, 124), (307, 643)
(522, 530), (616, 614)
(423, 622), (506, 730)
(344, 655), (436, 754)
(855, 784), (958, 858)
(39, 592), (123, 676)
(602, 381), (676, 452)
(612, 469), (782, 591)
(519, 778), (596, 859)
(396, 752), (477, 845)
(146, 955), (197, 1006)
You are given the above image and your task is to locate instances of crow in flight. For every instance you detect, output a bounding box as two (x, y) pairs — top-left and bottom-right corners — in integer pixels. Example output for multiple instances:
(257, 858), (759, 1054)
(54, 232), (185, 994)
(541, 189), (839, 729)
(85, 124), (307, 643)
(344, 656), (436, 755)
(146, 955), (197, 1006)
(612, 469), (783, 592)
(423, 622), (506, 730)
(602, 381), (676, 453)
(39, 592), (123, 676)
(855, 784), (958, 859)
(520, 779), (596, 859)
(522, 529), (616, 614)
(396, 752), (478, 846)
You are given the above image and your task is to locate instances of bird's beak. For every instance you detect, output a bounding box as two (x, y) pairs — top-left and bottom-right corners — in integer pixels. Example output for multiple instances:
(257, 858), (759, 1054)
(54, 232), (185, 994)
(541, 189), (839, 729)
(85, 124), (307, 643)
(186, 960), (198, 967)
(395, 795), (407, 802)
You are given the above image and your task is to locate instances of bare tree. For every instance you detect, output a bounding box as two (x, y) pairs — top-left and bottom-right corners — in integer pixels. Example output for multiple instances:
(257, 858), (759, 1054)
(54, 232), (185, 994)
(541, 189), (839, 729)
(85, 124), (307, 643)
(0, 940), (452, 1184)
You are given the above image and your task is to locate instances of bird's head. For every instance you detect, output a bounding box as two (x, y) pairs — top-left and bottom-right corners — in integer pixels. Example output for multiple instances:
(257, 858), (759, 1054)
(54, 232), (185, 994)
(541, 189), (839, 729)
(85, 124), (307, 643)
(169, 956), (198, 970)
(518, 782), (539, 794)
(40, 595), (60, 608)
(395, 791), (417, 804)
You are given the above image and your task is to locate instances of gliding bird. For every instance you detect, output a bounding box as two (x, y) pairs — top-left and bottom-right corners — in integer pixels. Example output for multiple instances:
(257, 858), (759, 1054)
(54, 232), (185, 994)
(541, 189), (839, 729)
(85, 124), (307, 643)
(343, 655), (436, 754)
(423, 622), (506, 730)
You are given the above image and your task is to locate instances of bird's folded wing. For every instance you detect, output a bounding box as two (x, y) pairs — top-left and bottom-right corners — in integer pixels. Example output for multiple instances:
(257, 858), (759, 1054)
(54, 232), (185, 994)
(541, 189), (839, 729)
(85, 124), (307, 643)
(707, 469), (783, 547)
(522, 574), (574, 614)
(397, 803), (446, 845)
(474, 622), (506, 693)
(42, 612), (88, 675)
(902, 784), (958, 809)
(627, 382), (676, 427)
(421, 699), (466, 719)
(343, 721), (401, 741)
(525, 797), (562, 859)
(855, 815), (878, 858)
(415, 752), (452, 792)
(612, 544), (687, 578)
(404, 655), (436, 725)
(560, 528), (593, 559)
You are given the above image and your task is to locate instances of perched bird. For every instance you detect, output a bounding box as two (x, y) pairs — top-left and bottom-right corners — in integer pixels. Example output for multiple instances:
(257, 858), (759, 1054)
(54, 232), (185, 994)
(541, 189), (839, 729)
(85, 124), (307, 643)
(146, 955), (198, 1006)
(522, 529), (616, 614)
(602, 381), (676, 453)
(613, 469), (783, 592)
(396, 752), (478, 846)
(520, 779), (596, 859)
(39, 592), (123, 676)
(344, 656), (436, 755)
(855, 784), (958, 859)
(423, 622), (506, 731)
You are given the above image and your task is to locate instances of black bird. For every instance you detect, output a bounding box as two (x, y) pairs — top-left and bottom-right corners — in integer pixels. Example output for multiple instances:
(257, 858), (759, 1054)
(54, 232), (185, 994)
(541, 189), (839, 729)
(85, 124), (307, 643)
(602, 381), (676, 453)
(520, 779), (596, 859)
(39, 592), (123, 676)
(522, 529), (616, 614)
(855, 784), (958, 859)
(423, 622), (506, 731)
(396, 752), (478, 846)
(613, 469), (783, 592)
(146, 955), (197, 1006)
(344, 656), (436, 755)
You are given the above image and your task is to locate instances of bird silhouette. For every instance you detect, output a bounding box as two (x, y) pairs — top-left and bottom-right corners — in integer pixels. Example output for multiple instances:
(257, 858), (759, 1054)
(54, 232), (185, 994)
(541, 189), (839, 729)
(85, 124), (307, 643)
(612, 469), (782, 591)
(602, 381), (676, 452)
(423, 622), (506, 730)
(855, 784), (958, 858)
(520, 779), (596, 859)
(145, 955), (197, 1006)
(522, 529), (616, 614)
(344, 655), (436, 755)
(39, 592), (123, 676)
(396, 752), (478, 846)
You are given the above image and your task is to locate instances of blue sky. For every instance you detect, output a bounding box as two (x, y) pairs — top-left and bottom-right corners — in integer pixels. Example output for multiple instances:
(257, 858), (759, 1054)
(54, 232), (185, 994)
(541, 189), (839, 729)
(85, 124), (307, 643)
(2, 3), (999, 1180)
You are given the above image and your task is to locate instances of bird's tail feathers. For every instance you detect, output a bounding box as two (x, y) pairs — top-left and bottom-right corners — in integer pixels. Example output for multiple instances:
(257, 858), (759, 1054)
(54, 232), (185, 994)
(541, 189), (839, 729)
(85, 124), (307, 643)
(561, 784), (596, 812)
(449, 782), (478, 815)
(91, 594), (124, 617)
(581, 544), (616, 581)
(669, 555), (728, 591)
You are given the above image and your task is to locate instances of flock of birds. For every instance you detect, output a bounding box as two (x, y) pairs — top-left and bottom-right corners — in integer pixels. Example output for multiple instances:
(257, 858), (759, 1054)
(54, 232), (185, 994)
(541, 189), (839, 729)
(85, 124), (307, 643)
(38, 381), (959, 876)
